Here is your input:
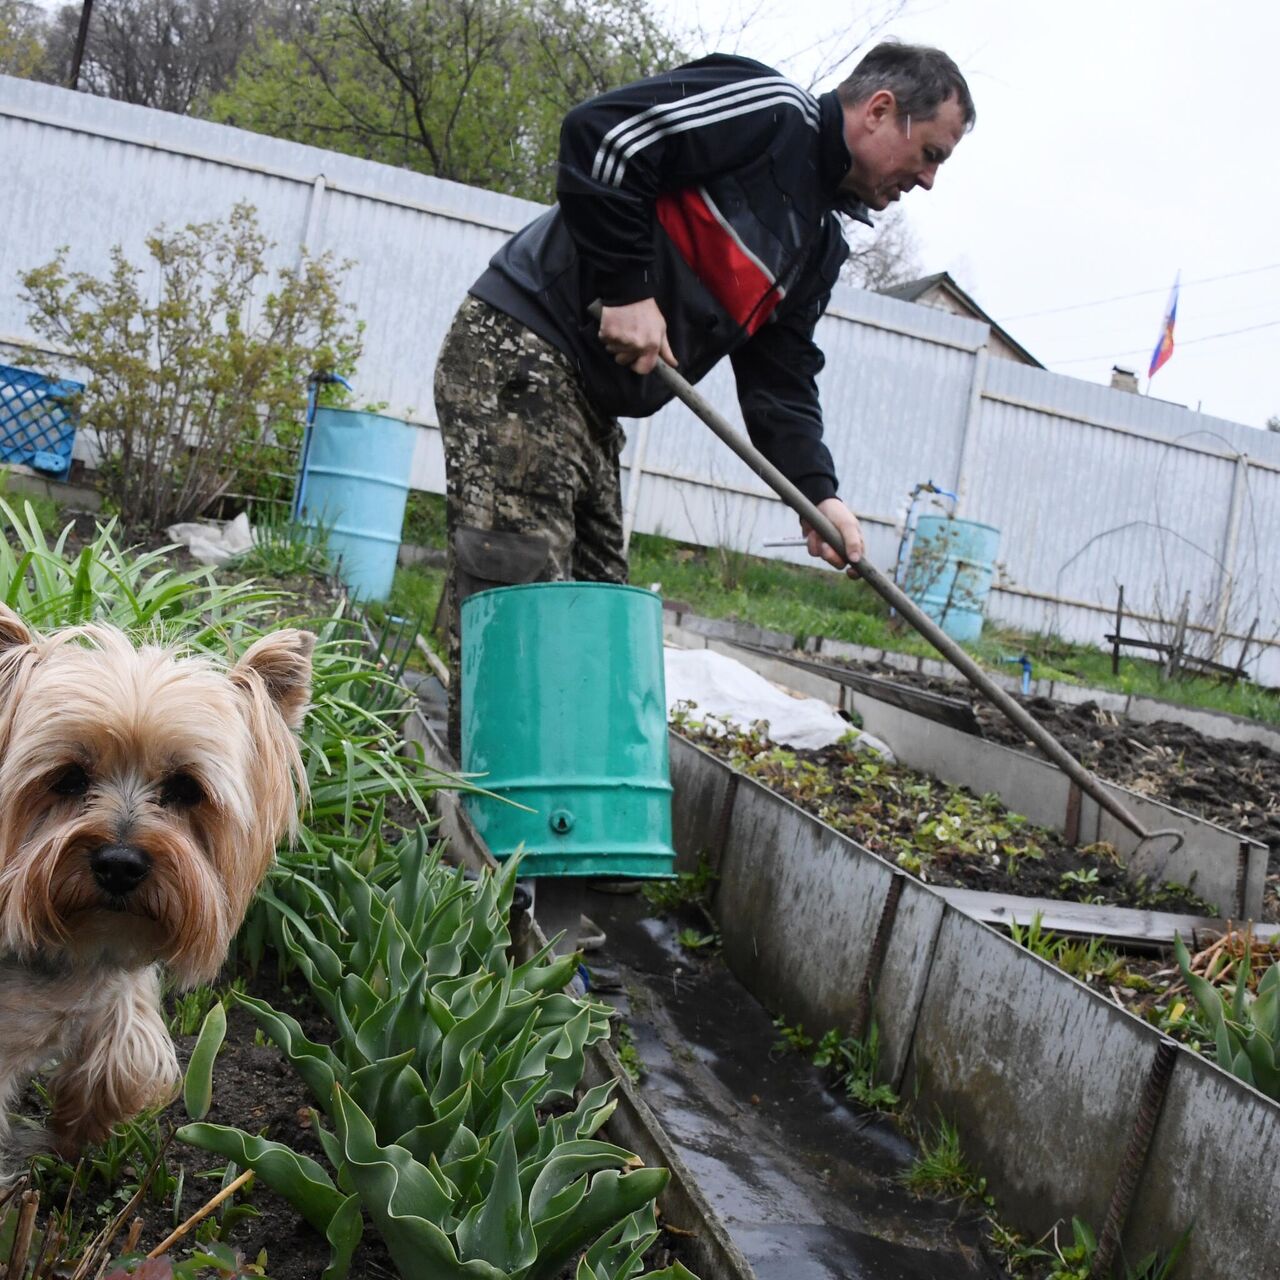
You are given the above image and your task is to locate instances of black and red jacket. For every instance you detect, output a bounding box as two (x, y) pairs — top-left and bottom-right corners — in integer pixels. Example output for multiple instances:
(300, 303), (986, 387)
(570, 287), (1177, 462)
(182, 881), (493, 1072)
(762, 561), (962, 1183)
(470, 54), (871, 506)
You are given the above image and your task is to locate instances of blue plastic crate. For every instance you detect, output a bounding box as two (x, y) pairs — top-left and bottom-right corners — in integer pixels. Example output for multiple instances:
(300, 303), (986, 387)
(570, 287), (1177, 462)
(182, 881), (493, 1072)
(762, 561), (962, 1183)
(0, 364), (82, 478)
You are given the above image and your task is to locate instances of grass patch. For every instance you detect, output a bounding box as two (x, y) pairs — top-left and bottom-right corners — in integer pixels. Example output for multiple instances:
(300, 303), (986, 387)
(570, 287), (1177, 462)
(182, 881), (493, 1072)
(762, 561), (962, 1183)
(631, 529), (1280, 725)
(629, 531), (901, 648)
(401, 490), (447, 549)
(0, 470), (63, 535)
(388, 562), (444, 627)
(901, 1117), (985, 1201)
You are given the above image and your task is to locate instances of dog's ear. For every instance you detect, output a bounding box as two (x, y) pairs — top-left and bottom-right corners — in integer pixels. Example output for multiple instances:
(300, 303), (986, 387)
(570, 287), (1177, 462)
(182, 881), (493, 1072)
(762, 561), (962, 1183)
(231, 629), (316, 730)
(0, 603), (34, 652)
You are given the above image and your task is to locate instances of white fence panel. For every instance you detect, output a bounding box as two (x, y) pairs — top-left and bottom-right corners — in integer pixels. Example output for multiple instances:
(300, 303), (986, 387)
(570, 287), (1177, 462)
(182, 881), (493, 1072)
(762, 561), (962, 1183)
(2, 74), (1278, 679)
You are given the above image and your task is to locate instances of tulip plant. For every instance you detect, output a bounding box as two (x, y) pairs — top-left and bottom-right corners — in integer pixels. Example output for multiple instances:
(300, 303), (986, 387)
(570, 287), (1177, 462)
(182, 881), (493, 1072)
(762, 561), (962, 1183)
(179, 828), (695, 1280)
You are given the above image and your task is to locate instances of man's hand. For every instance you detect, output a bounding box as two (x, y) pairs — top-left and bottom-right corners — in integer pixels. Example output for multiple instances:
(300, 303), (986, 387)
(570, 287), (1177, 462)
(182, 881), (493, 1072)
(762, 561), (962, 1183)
(802, 496), (865, 573)
(598, 299), (677, 375)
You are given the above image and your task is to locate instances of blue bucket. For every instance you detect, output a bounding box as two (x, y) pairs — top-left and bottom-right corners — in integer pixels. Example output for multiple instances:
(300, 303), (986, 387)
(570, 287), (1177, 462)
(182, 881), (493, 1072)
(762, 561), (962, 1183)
(903, 515), (1001, 643)
(296, 407), (416, 601)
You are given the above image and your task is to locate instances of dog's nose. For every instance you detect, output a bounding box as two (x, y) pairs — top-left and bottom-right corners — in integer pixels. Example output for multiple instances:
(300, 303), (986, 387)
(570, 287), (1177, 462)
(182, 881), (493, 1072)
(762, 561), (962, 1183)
(90, 844), (151, 896)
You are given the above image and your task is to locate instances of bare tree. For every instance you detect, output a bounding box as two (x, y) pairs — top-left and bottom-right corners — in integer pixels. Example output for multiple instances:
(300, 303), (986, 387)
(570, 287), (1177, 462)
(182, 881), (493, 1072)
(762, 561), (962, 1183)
(210, 0), (685, 201)
(43, 0), (291, 113)
(841, 204), (922, 292)
(672, 0), (910, 91)
(672, 0), (922, 291)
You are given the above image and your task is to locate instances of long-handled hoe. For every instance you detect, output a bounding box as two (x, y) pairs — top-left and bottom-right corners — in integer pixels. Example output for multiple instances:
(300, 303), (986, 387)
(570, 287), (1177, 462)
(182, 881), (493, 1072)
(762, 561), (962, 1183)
(622, 323), (1184, 866)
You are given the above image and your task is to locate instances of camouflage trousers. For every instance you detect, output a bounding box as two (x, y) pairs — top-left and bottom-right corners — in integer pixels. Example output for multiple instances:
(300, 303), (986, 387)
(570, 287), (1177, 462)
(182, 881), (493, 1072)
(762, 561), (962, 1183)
(434, 295), (628, 755)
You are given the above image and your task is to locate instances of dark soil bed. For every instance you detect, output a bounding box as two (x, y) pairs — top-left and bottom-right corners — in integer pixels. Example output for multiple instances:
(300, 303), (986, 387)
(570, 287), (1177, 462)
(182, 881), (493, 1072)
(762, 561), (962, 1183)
(677, 721), (1217, 916)
(12, 964), (397, 1279)
(822, 652), (1280, 917)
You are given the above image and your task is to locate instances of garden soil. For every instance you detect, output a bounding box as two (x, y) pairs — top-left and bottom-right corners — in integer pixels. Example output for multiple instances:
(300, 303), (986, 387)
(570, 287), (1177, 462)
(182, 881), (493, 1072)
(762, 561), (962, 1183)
(822, 654), (1280, 919)
(680, 723), (1219, 917)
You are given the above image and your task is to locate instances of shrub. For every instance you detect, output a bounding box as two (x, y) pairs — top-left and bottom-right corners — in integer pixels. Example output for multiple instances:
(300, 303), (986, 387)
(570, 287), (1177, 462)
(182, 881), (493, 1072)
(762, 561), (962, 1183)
(19, 202), (362, 529)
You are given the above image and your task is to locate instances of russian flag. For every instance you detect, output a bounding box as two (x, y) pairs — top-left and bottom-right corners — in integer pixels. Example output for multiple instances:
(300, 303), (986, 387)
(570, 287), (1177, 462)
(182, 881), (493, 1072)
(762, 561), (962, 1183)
(1148, 271), (1180, 378)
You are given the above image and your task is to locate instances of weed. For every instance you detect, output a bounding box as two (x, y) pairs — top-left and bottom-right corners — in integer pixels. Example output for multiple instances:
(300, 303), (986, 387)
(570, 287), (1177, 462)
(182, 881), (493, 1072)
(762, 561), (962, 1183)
(772, 1020), (899, 1111)
(1055, 936), (1121, 983)
(901, 1118), (984, 1201)
(1132, 877), (1219, 916)
(771, 1017), (815, 1057)
(400, 490), (447, 549)
(677, 927), (720, 952)
(1041, 1216), (1192, 1280)
(814, 1024), (899, 1111)
(1009, 912), (1061, 961)
(234, 508), (332, 579)
(1009, 914), (1123, 986)
(169, 980), (245, 1039)
(1059, 866), (1100, 893)
(642, 854), (718, 914)
(614, 1023), (644, 1085)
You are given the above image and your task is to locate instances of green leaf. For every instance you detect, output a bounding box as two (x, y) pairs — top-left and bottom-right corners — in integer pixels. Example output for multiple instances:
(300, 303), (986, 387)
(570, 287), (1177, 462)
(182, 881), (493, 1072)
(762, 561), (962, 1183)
(232, 992), (344, 1110)
(347, 1049), (417, 1140)
(527, 1167), (670, 1280)
(434, 977), (507, 1102)
(323, 1193), (365, 1280)
(397, 1081), (474, 1167)
(183, 1001), (227, 1121)
(331, 1087), (504, 1280)
(177, 1123), (346, 1234)
(526, 1140), (640, 1222)
(1174, 933), (1225, 1025)
(455, 1128), (537, 1271)
(1239, 1029), (1280, 1097)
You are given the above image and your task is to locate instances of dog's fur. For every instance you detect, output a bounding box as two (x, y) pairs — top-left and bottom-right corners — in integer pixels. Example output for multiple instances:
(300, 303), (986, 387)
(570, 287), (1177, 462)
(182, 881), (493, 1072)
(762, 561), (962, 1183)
(0, 605), (312, 1172)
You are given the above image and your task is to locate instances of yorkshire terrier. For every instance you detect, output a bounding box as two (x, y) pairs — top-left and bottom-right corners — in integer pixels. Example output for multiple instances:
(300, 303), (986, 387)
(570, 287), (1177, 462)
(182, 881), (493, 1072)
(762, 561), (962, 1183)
(0, 604), (313, 1174)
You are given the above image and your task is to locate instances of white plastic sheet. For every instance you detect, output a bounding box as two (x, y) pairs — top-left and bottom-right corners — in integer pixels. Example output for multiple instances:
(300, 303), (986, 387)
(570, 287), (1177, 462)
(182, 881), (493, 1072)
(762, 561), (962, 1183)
(664, 645), (894, 758)
(165, 511), (254, 567)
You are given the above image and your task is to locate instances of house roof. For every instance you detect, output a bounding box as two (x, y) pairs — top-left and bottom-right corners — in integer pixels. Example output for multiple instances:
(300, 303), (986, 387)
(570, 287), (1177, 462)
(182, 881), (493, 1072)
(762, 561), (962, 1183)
(879, 271), (1043, 368)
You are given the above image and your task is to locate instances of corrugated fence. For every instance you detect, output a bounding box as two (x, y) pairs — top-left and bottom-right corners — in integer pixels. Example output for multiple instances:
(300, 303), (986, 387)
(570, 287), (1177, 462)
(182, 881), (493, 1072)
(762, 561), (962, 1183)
(3, 73), (1278, 681)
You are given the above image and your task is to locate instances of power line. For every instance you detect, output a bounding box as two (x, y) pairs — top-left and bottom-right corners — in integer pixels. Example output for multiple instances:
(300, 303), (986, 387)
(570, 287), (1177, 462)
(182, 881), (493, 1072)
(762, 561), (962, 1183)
(1047, 316), (1280, 367)
(1001, 262), (1280, 322)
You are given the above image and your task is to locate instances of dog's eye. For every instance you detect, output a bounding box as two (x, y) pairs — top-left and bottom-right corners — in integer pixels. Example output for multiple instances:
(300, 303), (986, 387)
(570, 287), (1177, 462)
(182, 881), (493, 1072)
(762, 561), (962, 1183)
(52, 764), (90, 797)
(161, 772), (205, 808)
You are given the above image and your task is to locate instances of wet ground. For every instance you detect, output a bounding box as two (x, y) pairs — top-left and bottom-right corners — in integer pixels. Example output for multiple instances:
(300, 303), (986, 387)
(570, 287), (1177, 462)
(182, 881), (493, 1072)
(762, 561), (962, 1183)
(584, 886), (1007, 1280)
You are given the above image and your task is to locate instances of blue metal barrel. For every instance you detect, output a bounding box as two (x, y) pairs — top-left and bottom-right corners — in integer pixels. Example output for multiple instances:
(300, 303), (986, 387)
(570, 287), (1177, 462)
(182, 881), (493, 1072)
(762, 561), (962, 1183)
(461, 582), (676, 879)
(903, 515), (1001, 643)
(297, 407), (416, 601)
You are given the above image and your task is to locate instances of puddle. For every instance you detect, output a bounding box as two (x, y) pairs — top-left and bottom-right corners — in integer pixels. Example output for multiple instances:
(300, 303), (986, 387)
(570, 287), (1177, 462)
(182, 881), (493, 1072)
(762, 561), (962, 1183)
(587, 889), (1007, 1278)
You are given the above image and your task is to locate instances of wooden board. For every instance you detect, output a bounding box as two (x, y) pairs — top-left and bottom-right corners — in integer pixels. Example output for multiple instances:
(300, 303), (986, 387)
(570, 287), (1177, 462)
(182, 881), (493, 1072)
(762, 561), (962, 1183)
(933, 885), (1279, 947)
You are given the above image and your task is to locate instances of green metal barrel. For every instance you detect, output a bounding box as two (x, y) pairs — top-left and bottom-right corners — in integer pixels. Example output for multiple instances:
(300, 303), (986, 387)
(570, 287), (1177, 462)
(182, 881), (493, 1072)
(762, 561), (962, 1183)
(460, 582), (675, 878)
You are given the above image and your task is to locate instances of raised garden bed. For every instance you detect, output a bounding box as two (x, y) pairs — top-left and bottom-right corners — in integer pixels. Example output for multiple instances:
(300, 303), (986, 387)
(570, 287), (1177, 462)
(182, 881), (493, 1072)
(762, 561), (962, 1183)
(666, 730), (1280, 1279)
(837, 656), (1280, 856)
(673, 713), (1217, 917)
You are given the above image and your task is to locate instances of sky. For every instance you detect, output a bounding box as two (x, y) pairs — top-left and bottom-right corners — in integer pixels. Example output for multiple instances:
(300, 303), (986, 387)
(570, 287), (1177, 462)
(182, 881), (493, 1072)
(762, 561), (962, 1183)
(659, 0), (1280, 431)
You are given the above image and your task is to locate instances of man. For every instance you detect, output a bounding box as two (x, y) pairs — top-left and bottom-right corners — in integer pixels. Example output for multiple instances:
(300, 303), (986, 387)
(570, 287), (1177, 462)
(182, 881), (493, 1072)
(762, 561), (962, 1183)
(435, 41), (974, 751)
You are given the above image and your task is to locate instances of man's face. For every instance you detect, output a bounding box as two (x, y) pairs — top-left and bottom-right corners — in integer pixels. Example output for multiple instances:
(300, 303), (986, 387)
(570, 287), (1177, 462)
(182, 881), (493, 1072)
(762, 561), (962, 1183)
(841, 91), (967, 210)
